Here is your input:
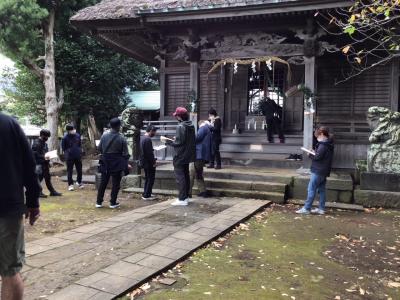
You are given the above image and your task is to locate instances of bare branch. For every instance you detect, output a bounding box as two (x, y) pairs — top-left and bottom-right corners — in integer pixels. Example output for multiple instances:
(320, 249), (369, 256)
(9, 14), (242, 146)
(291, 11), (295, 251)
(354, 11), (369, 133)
(36, 56), (46, 62)
(22, 58), (44, 80)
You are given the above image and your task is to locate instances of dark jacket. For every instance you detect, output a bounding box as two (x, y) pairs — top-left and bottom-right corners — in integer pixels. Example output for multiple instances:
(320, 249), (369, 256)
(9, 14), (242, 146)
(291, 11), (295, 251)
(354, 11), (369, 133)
(262, 99), (281, 120)
(196, 124), (212, 161)
(0, 113), (41, 217)
(210, 117), (222, 143)
(310, 139), (334, 177)
(167, 120), (196, 166)
(32, 138), (49, 166)
(139, 135), (156, 168)
(98, 130), (130, 173)
(61, 133), (82, 161)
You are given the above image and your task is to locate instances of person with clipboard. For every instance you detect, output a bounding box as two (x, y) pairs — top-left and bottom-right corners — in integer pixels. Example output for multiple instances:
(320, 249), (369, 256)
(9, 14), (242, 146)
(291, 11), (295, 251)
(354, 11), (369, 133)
(296, 127), (334, 215)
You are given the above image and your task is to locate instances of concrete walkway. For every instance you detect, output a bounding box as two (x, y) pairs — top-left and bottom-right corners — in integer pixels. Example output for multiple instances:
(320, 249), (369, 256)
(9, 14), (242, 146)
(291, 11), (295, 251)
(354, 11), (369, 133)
(23, 197), (270, 300)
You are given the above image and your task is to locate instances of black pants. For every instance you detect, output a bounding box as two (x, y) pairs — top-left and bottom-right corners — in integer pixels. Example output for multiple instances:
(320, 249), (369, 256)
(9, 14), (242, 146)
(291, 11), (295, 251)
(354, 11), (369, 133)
(210, 140), (221, 167)
(66, 158), (82, 186)
(39, 163), (56, 193)
(97, 172), (122, 205)
(266, 117), (284, 142)
(143, 166), (156, 198)
(174, 164), (190, 201)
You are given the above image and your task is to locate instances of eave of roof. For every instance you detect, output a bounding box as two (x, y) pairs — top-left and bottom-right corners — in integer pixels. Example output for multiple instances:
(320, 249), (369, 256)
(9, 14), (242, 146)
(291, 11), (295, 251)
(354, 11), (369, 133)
(71, 0), (352, 24)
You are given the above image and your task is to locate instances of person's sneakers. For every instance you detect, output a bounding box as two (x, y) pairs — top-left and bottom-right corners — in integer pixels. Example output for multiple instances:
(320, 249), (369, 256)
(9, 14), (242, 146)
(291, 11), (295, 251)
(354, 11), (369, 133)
(76, 182), (85, 189)
(39, 192), (48, 198)
(286, 154), (296, 161)
(311, 208), (325, 215)
(142, 196), (157, 201)
(68, 185), (75, 191)
(295, 207), (310, 215)
(50, 191), (62, 197)
(295, 154), (303, 161)
(95, 203), (103, 208)
(171, 199), (189, 206)
(109, 202), (121, 209)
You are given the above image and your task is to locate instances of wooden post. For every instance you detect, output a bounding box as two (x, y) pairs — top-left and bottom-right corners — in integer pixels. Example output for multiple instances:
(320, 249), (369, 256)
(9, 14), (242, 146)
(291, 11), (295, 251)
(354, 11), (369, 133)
(303, 56), (316, 168)
(190, 61), (200, 132)
(391, 58), (399, 112)
(159, 59), (166, 118)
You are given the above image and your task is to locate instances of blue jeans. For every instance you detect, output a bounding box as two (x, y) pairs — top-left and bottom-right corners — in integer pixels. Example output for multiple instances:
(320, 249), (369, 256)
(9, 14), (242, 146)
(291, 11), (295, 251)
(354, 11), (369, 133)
(304, 173), (327, 211)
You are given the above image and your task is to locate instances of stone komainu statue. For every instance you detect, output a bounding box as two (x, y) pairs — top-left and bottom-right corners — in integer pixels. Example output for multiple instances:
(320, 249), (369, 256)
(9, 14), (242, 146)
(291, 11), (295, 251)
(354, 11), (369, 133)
(367, 106), (400, 173)
(121, 107), (144, 161)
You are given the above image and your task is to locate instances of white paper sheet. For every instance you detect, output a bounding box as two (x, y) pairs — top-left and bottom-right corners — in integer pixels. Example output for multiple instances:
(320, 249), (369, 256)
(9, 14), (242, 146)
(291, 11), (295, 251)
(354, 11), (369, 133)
(45, 150), (58, 160)
(154, 145), (167, 151)
(301, 147), (316, 155)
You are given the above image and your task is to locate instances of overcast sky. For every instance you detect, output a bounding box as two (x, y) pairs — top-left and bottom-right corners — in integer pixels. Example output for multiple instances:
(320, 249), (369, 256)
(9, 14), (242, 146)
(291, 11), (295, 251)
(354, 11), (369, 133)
(0, 53), (14, 70)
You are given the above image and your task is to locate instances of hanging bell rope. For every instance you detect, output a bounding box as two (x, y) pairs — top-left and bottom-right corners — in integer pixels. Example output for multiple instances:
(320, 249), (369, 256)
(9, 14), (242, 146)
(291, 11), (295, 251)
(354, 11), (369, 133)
(208, 56), (291, 82)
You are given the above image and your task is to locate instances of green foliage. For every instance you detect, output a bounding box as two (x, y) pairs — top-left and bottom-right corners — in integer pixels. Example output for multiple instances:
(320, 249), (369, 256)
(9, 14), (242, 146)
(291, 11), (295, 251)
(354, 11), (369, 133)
(0, 0), (47, 61)
(1, 0), (159, 131)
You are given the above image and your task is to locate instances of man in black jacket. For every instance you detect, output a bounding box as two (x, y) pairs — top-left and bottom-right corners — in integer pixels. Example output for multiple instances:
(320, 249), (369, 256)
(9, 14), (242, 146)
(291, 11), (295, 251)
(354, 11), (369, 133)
(207, 108), (222, 169)
(261, 97), (285, 143)
(32, 130), (62, 197)
(61, 124), (83, 191)
(96, 118), (130, 209)
(296, 126), (334, 215)
(139, 125), (157, 201)
(165, 107), (196, 206)
(0, 113), (41, 300)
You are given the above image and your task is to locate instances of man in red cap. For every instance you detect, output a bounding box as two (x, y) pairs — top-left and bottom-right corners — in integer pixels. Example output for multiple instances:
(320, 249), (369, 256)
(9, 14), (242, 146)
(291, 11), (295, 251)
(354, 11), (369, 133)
(164, 107), (196, 206)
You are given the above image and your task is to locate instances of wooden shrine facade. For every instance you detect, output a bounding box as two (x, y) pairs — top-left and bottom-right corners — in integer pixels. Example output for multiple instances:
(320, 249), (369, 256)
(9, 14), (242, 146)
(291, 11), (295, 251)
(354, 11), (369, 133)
(71, 0), (400, 169)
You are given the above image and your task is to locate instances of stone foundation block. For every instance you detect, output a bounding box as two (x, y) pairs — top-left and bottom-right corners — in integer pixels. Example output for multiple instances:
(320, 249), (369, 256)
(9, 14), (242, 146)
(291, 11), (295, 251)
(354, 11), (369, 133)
(121, 175), (141, 189)
(354, 189), (400, 208)
(338, 191), (353, 203)
(360, 172), (400, 192)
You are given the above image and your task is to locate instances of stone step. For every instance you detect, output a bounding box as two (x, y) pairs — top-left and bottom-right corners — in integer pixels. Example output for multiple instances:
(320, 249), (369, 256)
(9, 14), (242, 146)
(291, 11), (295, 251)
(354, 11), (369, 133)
(123, 187), (285, 204)
(203, 169), (294, 185)
(288, 199), (365, 211)
(205, 178), (287, 193)
(221, 156), (303, 169)
(207, 188), (285, 203)
(220, 143), (302, 154)
(354, 189), (400, 209)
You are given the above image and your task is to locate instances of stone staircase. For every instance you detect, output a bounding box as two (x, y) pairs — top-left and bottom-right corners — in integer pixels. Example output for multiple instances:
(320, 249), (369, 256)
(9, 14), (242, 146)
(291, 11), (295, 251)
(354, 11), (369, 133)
(220, 132), (303, 168)
(123, 167), (291, 204)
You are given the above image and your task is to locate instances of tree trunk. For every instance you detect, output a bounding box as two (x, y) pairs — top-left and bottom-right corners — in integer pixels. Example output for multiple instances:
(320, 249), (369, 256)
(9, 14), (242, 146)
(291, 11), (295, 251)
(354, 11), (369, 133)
(43, 9), (63, 151)
(87, 113), (101, 149)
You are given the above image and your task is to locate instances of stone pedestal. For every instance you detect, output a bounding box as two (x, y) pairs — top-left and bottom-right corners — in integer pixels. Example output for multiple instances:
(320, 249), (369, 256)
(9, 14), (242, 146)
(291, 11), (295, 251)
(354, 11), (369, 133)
(360, 172), (400, 192)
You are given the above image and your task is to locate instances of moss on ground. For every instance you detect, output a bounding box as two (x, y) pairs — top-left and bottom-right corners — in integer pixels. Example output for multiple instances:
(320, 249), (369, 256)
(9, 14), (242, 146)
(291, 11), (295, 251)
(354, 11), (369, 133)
(132, 206), (399, 300)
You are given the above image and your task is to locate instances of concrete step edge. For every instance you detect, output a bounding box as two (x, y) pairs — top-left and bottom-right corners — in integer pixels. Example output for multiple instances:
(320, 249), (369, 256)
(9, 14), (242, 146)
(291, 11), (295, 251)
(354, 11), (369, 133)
(288, 199), (365, 211)
(204, 178), (287, 187)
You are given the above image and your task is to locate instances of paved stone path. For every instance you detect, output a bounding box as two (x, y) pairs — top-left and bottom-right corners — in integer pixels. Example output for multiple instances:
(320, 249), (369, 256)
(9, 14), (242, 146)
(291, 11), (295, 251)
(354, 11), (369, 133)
(23, 197), (270, 300)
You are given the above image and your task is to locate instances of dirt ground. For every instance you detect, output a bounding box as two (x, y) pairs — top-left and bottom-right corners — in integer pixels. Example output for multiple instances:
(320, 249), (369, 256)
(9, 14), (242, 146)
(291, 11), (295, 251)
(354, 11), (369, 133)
(25, 176), (168, 242)
(124, 205), (400, 300)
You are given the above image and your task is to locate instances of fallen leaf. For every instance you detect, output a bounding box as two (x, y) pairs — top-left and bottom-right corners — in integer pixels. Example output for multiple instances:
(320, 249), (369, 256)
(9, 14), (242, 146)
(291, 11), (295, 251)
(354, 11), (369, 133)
(359, 287), (365, 295)
(388, 281), (400, 288)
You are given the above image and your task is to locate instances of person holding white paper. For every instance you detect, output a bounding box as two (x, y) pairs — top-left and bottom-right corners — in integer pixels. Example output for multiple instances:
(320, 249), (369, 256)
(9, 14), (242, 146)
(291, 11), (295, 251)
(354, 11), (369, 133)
(296, 127), (334, 215)
(32, 130), (62, 198)
(139, 125), (158, 201)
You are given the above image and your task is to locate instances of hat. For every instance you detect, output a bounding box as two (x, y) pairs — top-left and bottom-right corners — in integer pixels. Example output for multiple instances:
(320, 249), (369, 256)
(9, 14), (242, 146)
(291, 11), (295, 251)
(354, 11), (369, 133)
(173, 107), (188, 117)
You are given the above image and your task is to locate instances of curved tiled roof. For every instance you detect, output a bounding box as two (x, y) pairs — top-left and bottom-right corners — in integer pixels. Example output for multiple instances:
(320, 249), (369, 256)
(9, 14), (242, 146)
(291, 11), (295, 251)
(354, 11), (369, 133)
(71, 0), (300, 21)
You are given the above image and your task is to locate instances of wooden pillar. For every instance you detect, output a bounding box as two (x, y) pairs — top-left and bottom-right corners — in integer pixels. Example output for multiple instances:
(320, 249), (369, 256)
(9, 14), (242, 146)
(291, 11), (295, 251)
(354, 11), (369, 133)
(391, 58), (399, 112)
(189, 61), (200, 131)
(159, 59), (166, 118)
(303, 56), (316, 167)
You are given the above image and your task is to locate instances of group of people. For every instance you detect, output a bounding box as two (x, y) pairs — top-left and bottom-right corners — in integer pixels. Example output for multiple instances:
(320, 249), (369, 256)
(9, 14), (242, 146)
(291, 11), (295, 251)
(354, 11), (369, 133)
(139, 107), (222, 206)
(0, 105), (334, 299)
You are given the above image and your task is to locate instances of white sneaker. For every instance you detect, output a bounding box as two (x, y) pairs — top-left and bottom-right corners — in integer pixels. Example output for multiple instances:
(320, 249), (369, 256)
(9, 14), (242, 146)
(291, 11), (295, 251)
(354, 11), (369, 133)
(95, 203), (103, 208)
(109, 202), (121, 209)
(311, 208), (325, 215)
(142, 196), (157, 201)
(171, 199), (188, 206)
(68, 185), (74, 191)
(75, 182), (84, 189)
